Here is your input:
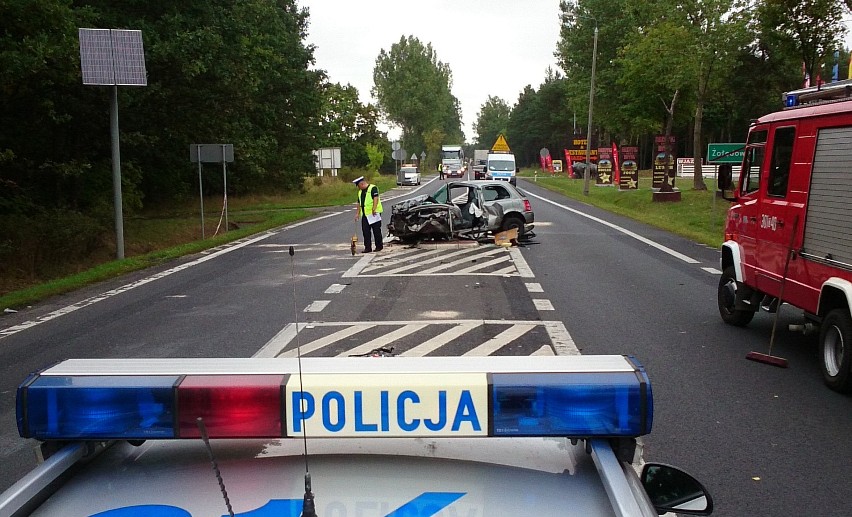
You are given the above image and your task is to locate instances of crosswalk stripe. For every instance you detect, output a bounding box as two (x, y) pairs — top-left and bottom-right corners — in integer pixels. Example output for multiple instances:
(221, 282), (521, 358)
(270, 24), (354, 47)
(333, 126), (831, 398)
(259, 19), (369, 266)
(462, 324), (537, 356)
(454, 254), (511, 274)
(339, 323), (429, 356)
(418, 248), (505, 274)
(492, 266), (516, 275)
(531, 345), (555, 356)
(379, 247), (483, 275)
(399, 323), (479, 357)
(278, 324), (371, 357)
(362, 248), (445, 272)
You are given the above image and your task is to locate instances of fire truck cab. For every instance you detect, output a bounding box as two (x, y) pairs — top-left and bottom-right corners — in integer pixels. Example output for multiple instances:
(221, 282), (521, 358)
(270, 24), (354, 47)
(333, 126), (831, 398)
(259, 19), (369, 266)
(718, 80), (852, 393)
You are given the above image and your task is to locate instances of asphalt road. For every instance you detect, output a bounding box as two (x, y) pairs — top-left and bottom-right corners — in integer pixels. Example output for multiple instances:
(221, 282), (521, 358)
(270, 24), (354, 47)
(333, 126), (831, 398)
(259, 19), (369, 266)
(1, 175), (851, 516)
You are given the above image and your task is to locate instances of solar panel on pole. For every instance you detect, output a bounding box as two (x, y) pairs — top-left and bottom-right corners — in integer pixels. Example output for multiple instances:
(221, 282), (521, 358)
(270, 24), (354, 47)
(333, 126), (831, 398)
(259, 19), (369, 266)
(79, 29), (147, 86)
(78, 28), (147, 259)
(111, 30), (147, 86)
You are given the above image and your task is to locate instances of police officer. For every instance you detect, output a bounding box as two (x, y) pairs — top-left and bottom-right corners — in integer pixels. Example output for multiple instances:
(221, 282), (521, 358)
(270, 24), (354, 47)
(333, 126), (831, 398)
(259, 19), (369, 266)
(353, 176), (383, 253)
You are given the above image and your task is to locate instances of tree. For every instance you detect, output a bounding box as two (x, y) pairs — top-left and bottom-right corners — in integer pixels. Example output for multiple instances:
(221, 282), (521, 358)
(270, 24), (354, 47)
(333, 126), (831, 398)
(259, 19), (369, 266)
(474, 96), (512, 148)
(317, 83), (386, 168)
(759, 0), (846, 85)
(372, 35), (463, 153)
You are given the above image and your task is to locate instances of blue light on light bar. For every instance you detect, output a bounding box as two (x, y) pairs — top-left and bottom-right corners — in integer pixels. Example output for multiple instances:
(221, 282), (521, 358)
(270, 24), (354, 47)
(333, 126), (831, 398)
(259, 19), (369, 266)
(490, 372), (652, 437)
(18, 376), (178, 439)
(785, 94), (799, 107)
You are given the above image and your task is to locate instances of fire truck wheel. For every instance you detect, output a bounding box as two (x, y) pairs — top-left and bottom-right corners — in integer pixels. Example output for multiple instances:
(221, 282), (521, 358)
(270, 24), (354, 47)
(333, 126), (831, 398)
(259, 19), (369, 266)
(717, 267), (754, 326)
(819, 309), (852, 393)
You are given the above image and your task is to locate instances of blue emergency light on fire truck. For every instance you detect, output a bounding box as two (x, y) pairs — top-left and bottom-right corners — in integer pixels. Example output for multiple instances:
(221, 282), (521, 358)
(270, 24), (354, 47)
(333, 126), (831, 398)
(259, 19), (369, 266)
(2, 356), (713, 516)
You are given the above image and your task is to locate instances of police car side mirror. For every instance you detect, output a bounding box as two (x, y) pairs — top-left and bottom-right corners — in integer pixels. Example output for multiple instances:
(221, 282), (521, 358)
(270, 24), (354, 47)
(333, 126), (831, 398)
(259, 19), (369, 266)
(640, 463), (714, 515)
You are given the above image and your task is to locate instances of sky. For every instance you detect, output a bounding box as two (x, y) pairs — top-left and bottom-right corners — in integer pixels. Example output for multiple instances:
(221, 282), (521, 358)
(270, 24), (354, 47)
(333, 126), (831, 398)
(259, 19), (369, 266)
(298, 0), (563, 142)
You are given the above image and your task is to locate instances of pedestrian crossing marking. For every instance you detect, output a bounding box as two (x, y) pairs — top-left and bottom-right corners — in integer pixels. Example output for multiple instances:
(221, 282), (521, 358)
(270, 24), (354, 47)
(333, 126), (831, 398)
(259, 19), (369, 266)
(343, 244), (534, 278)
(339, 323), (428, 357)
(278, 324), (371, 357)
(400, 322), (479, 357)
(462, 324), (537, 356)
(258, 320), (575, 358)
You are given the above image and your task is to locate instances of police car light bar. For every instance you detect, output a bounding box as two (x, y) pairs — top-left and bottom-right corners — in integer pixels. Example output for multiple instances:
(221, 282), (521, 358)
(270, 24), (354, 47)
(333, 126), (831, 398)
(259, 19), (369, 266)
(16, 356), (652, 441)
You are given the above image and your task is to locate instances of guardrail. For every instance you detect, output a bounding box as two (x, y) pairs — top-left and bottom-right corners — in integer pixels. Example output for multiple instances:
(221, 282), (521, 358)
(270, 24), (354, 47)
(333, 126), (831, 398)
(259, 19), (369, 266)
(677, 164), (741, 178)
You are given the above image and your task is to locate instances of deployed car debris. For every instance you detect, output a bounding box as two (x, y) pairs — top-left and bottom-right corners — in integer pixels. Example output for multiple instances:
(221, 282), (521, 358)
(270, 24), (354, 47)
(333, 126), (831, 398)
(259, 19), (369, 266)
(388, 181), (534, 243)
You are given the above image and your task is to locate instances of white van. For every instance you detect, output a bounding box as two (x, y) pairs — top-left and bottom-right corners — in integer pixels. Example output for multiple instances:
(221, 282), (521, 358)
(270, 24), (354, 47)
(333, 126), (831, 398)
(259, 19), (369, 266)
(486, 152), (518, 186)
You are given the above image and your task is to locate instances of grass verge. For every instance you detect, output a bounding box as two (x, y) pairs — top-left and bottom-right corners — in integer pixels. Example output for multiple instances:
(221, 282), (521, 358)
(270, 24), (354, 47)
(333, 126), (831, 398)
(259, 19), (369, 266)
(518, 169), (729, 248)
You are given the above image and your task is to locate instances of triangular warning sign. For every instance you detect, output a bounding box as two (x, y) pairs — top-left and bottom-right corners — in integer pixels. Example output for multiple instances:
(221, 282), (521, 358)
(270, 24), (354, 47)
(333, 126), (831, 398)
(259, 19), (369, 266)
(491, 134), (511, 152)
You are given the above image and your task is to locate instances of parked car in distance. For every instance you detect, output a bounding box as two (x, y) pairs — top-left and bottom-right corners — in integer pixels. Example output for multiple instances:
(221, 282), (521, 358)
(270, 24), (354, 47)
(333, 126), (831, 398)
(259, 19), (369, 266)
(397, 165), (421, 186)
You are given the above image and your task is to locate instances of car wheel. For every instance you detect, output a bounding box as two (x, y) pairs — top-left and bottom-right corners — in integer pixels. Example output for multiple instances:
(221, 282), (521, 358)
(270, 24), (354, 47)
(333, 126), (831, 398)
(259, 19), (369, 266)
(500, 215), (525, 239)
(820, 309), (852, 393)
(717, 266), (754, 326)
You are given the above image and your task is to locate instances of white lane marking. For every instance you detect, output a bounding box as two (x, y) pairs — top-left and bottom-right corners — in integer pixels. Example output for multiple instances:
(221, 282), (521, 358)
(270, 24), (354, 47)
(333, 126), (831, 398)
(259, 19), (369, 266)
(324, 284), (347, 294)
(492, 266), (517, 275)
(544, 321), (581, 356)
(508, 247), (535, 278)
(342, 253), (374, 277)
(340, 324), (429, 357)
(254, 323), (305, 358)
(463, 324), (537, 356)
(400, 323), (480, 357)
(362, 248), (446, 271)
(304, 300), (330, 313)
(165, 295), (188, 298)
(278, 324), (372, 357)
(453, 254), (512, 274)
(523, 190), (700, 264)
(525, 283), (544, 293)
(258, 320), (579, 358)
(0, 211), (347, 340)
(418, 248), (505, 275)
(531, 345), (556, 356)
(533, 299), (555, 311)
(381, 247), (485, 275)
(702, 267), (722, 274)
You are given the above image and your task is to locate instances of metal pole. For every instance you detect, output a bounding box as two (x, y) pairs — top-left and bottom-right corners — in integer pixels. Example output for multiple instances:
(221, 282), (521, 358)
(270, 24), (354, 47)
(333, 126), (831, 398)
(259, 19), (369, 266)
(583, 26), (598, 196)
(110, 85), (125, 259)
(198, 146), (205, 239)
(222, 145), (228, 233)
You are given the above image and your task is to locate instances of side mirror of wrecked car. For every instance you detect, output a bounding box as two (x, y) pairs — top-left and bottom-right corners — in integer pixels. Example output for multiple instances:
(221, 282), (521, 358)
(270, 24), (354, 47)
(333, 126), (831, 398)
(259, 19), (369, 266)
(640, 463), (713, 515)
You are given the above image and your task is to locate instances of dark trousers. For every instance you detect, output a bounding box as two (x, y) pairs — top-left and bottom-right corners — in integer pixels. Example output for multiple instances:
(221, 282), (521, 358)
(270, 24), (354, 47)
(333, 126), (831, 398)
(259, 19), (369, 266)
(361, 216), (383, 251)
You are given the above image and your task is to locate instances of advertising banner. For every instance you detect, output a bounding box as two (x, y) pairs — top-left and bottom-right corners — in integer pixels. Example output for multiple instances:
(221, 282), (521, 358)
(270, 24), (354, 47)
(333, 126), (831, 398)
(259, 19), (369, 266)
(619, 146), (639, 190)
(566, 135), (598, 178)
(652, 135), (676, 189)
(596, 147), (613, 185)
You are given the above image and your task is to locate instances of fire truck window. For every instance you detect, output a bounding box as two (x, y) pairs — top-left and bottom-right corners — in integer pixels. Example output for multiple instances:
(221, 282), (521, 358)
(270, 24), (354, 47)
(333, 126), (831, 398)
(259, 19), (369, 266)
(768, 127), (795, 197)
(741, 146), (764, 195)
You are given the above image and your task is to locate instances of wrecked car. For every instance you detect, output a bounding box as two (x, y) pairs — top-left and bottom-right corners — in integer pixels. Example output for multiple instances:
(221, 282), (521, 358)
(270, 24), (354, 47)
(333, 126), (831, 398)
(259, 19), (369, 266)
(388, 180), (534, 242)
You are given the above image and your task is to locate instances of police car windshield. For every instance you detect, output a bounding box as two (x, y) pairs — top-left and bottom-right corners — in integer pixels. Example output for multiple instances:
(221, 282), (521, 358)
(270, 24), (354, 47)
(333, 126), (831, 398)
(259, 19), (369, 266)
(489, 161), (514, 171)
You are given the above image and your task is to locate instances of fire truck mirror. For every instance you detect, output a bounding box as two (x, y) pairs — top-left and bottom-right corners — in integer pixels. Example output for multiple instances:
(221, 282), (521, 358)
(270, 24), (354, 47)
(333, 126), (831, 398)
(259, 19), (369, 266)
(717, 164), (733, 191)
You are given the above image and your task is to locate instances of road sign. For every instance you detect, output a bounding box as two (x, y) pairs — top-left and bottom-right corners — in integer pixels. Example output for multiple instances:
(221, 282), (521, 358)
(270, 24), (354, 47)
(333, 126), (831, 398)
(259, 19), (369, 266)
(707, 143), (745, 164)
(411, 153), (417, 161)
(539, 148), (550, 158)
(492, 134), (511, 152)
(392, 141), (401, 151)
(190, 144), (234, 163)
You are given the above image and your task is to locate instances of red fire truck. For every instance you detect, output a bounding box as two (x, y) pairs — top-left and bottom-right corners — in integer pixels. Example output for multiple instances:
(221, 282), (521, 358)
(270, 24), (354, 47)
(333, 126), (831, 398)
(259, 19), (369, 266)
(718, 80), (852, 393)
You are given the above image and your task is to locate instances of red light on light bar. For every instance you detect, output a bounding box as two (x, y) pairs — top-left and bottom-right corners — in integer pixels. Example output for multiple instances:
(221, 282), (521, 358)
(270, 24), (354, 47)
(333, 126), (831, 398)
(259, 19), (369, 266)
(177, 375), (284, 438)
